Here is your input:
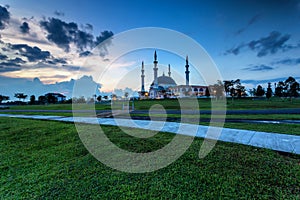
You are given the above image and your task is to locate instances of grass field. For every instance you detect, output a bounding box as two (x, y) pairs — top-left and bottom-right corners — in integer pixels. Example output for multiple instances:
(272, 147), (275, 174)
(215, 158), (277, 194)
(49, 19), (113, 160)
(0, 118), (299, 199)
(5, 97), (300, 111)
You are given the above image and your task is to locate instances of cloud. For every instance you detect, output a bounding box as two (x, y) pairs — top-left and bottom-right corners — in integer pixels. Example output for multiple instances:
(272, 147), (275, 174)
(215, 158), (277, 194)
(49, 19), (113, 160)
(46, 57), (67, 65)
(79, 50), (92, 57)
(225, 31), (296, 57)
(225, 43), (245, 55)
(248, 31), (290, 57)
(54, 10), (64, 17)
(10, 57), (26, 64)
(273, 58), (300, 65)
(0, 39), (69, 70)
(0, 5), (10, 30)
(0, 75), (102, 99)
(40, 17), (113, 56)
(95, 30), (114, 57)
(20, 22), (30, 34)
(75, 30), (94, 50)
(84, 23), (93, 31)
(95, 30), (114, 45)
(0, 53), (8, 60)
(40, 18), (77, 51)
(9, 44), (50, 62)
(0, 62), (21, 72)
(243, 76), (300, 85)
(235, 14), (261, 35)
(0, 53), (25, 72)
(243, 64), (274, 71)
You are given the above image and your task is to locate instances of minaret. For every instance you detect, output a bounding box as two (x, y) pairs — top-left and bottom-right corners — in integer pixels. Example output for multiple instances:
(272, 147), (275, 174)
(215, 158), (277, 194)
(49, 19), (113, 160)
(141, 61), (145, 92)
(153, 51), (158, 88)
(168, 64), (171, 77)
(185, 55), (190, 86)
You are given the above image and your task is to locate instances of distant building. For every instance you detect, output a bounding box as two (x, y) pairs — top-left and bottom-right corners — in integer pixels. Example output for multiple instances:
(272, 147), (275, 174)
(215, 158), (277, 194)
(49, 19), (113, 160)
(45, 93), (66, 103)
(139, 51), (209, 99)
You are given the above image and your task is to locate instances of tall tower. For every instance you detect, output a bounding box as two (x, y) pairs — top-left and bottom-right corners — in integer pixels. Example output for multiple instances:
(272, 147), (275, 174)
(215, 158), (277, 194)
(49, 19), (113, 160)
(168, 64), (171, 77)
(185, 55), (190, 86)
(141, 61), (145, 92)
(153, 50), (158, 88)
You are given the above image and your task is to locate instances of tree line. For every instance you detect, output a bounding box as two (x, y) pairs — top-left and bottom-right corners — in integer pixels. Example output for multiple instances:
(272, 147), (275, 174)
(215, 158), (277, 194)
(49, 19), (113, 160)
(0, 76), (299, 104)
(211, 76), (299, 100)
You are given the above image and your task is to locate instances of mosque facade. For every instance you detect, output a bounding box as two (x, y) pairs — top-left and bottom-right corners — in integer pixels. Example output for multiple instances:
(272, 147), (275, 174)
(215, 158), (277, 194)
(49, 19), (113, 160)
(139, 51), (209, 99)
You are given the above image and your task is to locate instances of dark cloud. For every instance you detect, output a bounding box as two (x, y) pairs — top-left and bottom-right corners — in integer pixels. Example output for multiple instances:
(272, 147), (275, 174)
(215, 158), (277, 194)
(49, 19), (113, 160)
(10, 44), (50, 62)
(40, 18), (114, 56)
(0, 5), (10, 30)
(235, 14), (261, 35)
(95, 30), (114, 46)
(243, 64), (274, 71)
(79, 51), (92, 57)
(10, 57), (26, 64)
(54, 10), (64, 17)
(0, 61), (21, 72)
(61, 65), (81, 71)
(0, 53), (8, 60)
(226, 31), (295, 57)
(40, 18), (77, 51)
(273, 58), (300, 65)
(75, 30), (94, 50)
(95, 31), (114, 57)
(1, 39), (68, 68)
(248, 31), (290, 57)
(84, 23), (93, 31)
(20, 22), (30, 34)
(243, 76), (300, 85)
(225, 44), (245, 55)
(46, 57), (67, 65)
(0, 53), (25, 72)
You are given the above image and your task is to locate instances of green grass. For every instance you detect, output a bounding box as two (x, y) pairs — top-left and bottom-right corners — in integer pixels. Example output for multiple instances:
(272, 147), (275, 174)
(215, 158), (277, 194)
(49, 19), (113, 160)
(128, 113), (300, 120)
(0, 118), (299, 199)
(226, 97), (300, 110)
(5, 97), (300, 112)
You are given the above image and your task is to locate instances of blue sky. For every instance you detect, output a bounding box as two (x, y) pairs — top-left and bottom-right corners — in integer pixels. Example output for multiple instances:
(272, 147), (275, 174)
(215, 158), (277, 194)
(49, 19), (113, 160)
(0, 0), (300, 98)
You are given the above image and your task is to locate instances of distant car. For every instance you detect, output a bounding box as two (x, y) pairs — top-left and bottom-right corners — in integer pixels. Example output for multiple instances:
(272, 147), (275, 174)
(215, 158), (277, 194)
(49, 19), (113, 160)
(0, 105), (9, 109)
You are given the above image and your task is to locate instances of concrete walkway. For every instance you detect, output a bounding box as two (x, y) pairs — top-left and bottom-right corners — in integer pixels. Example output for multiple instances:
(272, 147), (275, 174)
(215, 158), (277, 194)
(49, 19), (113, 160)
(0, 114), (299, 155)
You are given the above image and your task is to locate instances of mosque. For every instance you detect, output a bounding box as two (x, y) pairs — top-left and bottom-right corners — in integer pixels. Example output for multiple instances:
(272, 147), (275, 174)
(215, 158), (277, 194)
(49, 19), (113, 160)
(139, 51), (209, 99)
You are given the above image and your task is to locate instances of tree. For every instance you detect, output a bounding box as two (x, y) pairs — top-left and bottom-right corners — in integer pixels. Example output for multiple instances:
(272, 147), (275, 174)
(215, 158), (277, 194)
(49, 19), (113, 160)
(77, 96), (86, 103)
(266, 82), (272, 100)
(46, 94), (57, 104)
(255, 85), (265, 97)
(223, 79), (245, 98)
(0, 95), (9, 103)
(124, 92), (129, 99)
(96, 95), (102, 102)
(285, 76), (299, 101)
(38, 95), (47, 104)
(211, 80), (224, 100)
(248, 88), (256, 97)
(14, 93), (28, 101)
(275, 81), (285, 97)
(205, 87), (210, 98)
(223, 80), (234, 97)
(29, 95), (36, 104)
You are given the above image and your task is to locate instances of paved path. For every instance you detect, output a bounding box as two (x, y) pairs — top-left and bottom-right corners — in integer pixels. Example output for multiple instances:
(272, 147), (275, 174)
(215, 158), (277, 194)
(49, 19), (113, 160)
(0, 114), (299, 155)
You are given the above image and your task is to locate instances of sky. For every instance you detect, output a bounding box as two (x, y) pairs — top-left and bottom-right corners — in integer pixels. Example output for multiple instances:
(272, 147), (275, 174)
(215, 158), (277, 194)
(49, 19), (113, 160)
(0, 0), (300, 99)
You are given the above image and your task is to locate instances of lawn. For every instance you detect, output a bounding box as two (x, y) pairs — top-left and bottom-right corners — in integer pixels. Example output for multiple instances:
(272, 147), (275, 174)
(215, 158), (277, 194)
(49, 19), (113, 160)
(5, 97), (300, 111)
(0, 118), (299, 199)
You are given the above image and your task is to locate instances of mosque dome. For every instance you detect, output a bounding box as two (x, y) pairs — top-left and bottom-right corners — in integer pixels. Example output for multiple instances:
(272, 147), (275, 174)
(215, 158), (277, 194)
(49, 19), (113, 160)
(150, 73), (177, 88)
